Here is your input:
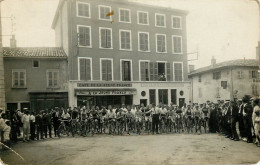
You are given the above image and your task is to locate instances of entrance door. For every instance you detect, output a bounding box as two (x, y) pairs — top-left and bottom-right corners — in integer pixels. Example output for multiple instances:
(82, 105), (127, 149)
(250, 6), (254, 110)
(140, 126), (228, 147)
(140, 99), (147, 106)
(179, 98), (185, 108)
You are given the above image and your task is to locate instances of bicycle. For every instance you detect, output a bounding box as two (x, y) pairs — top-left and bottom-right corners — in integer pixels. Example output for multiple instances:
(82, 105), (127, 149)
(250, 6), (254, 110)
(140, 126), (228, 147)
(57, 119), (70, 137)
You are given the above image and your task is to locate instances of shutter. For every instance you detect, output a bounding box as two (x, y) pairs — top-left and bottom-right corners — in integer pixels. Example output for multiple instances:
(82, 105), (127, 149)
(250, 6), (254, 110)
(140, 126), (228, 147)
(20, 72), (25, 87)
(107, 30), (111, 48)
(154, 62), (158, 81)
(249, 71), (252, 79)
(150, 62), (154, 81)
(85, 59), (91, 80)
(48, 72), (52, 87)
(54, 72), (58, 86)
(102, 60), (107, 81)
(121, 60), (124, 80)
(79, 59), (86, 80)
(101, 29), (106, 48)
(140, 62), (145, 81)
(107, 60), (112, 81)
(128, 61), (131, 81)
(166, 62), (171, 81)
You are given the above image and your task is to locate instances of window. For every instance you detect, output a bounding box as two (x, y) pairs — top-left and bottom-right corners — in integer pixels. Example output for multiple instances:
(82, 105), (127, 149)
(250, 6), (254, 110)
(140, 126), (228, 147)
(99, 5), (111, 20)
(171, 89), (177, 105)
(100, 59), (112, 81)
(221, 81), (227, 89)
(174, 63), (183, 81)
(156, 34), (166, 53)
(249, 70), (258, 79)
(140, 61), (149, 81)
(149, 89), (156, 105)
(77, 25), (91, 47)
(119, 30), (131, 50)
(158, 62), (166, 81)
(119, 8), (130, 23)
(12, 70), (26, 88)
(47, 70), (59, 88)
(79, 58), (92, 81)
(213, 71), (221, 80)
(99, 27), (112, 49)
(172, 16), (181, 29)
(121, 60), (132, 81)
(159, 89), (168, 105)
(238, 71), (243, 79)
(137, 11), (148, 25)
(138, 32), (149, 52)
(149, 62), (171, 81)
(172, 36), (182, 54)
(77, 2), (90, 18)
(252, 84), (258, 96)
(33, 60), (39, 68)
(155, 13), (166, 27)
(198, 75), (202, 82)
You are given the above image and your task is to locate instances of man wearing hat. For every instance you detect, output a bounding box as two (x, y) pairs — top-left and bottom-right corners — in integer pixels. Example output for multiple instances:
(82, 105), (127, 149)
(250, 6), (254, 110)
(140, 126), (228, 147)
(242, 96), (253, 143)
(230, 100), (239, 141)
(35, 110), (43, 140)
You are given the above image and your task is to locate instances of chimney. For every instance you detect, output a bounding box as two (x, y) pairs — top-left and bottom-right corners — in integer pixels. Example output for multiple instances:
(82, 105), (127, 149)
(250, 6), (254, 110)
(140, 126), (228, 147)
(211, 56), (216, 66)
(188, 65), (195, 73)
(256, 41), (260, 60)
(10, 35), (16, 48)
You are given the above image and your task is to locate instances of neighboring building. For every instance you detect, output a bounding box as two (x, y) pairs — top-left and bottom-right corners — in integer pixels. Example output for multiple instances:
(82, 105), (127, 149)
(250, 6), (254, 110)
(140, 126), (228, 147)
(0, 8), (6, 110)
(3, 46), (68, 112)
(51, 0), (190, 108)
(189, 57), (260, 103)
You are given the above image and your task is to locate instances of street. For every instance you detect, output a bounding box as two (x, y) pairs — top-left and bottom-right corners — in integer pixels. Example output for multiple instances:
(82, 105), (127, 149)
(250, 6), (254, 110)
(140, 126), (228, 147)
(1, 133), (259, 165)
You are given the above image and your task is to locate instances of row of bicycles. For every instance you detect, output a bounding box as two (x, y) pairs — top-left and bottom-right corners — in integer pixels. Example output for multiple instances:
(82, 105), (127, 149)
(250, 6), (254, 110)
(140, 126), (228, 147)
(57, 114), (209, 137)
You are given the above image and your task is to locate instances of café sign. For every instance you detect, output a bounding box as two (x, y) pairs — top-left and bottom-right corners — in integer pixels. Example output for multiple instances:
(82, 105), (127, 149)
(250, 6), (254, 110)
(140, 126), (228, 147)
(77, 82), (132, 87)
(75, 89), (136, 95)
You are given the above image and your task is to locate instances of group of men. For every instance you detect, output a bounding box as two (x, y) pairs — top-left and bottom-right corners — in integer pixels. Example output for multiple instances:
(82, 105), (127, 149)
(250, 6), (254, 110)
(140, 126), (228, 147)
(0, 94), (259, 149)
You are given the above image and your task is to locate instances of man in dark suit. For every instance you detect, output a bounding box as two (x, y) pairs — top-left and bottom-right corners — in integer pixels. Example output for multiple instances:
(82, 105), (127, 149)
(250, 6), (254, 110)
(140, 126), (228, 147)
(52, 108), (60, 137)
(242, 96), (253, 143)
(46, 109), (52, 138)
(36, 111), (43, 140)
(230, 101), (239, 141)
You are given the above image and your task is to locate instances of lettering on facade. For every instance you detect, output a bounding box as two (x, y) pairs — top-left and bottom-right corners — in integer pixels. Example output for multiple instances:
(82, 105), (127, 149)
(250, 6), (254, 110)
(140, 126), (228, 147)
(76, 90), (136, 95)
(141, 83), (184, 87)
(77, 83), (132, 87)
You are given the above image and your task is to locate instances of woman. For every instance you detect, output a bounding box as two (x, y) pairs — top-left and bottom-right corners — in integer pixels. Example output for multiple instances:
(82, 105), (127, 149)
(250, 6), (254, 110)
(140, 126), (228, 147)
(252, 99), (260, 147)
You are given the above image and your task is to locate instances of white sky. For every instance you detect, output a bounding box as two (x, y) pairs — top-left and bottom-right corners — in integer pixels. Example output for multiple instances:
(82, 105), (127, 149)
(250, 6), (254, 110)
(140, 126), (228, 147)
(1, 0), (259, 69)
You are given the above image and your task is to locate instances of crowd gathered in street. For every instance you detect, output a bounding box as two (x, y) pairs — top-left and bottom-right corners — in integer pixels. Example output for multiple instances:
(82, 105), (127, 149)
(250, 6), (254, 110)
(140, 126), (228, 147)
(0, 94), (260, 150)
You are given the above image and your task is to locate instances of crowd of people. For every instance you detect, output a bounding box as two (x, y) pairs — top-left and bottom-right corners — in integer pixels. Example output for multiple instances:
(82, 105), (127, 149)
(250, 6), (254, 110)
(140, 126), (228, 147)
(0, 94), (259, 150)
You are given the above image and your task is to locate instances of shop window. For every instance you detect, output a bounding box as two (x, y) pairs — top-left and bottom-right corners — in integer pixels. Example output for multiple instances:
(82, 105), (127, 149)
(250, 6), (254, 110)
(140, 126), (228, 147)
(122, 60), (131, 81)
(101, 59), (112, 81)
(171, 89), (177, 105)
(159, 89), (168, 105)
(149, 89), (156, 105)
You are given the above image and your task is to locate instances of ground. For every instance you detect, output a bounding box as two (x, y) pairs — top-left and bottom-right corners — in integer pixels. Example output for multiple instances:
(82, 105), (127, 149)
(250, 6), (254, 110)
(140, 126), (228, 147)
(0, 133), (260, 165)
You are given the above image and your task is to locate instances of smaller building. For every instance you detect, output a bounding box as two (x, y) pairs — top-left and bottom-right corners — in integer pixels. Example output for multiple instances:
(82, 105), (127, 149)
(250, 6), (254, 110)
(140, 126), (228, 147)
(3, 46), (68, 112)
(189, 57), (260, 103)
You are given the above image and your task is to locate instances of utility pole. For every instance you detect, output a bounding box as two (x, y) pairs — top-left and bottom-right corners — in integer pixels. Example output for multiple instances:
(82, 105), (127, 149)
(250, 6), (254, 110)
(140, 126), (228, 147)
(0, 0), (6, 111)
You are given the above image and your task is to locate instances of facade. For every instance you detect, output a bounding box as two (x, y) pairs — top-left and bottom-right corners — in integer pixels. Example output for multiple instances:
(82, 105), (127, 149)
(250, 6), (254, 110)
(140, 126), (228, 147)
(189, 57), (260, 103)
(3, 47), (68, 112)
(0, 6), (5, 110)
(52, 0), (190, 108)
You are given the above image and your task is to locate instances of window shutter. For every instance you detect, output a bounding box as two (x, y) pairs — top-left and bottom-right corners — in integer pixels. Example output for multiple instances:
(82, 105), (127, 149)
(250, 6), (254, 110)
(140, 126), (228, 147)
(101, 29), (106, 48)
(150, 62), (154, 81)
(249, 71), (252, 79)
(154, 62), (158, 81)
(79, 59), (86, 80)
(20, 72), (25, 87)
(85, 59), (91, 81)
(54, 72), (58, 86)
(107, 60), (112, 81)
(48, 72), (52, 87)
(166, 62), (171, 81)
(121, 60), (124, 80)
(140, 62), (145, 81)
(102, 60), (107, 81)
(106, 30), (111, 48)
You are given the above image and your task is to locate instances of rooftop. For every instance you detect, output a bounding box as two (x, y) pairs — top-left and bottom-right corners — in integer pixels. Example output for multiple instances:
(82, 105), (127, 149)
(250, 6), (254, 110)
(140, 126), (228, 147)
(3, 47), (67, 58)
(189, 59), (260, 76)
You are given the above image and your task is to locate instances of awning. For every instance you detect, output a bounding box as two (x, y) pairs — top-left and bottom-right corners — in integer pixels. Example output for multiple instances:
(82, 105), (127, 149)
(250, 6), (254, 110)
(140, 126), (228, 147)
(75, 88), (137, 96)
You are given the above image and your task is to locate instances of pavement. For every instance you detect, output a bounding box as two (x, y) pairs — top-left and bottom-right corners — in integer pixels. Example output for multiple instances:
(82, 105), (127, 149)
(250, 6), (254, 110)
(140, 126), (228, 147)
(0, 133), (260, 165)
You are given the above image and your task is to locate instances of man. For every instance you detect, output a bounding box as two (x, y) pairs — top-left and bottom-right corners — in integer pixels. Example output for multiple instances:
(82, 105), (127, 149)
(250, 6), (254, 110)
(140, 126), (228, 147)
(35, 110), (44, 140)
(42, 110), (48, 139)
(238, 98), (246, 140)
(46, 110), (52, 138)
(151, 104), (160, 134)
(21, 110), (30, 142)
(30, 112), (36, 141)
(252, 98), (260, 147)
(242, 96), (253, 143)
(230, 101), (239, 141)
(10, 110), (19, 143)
(52, 108), (60, 137)
(0, 109), (11, 149)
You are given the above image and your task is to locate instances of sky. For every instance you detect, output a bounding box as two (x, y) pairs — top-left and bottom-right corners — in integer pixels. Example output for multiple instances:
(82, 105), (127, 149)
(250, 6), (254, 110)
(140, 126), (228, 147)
(1, 0), (259, 69)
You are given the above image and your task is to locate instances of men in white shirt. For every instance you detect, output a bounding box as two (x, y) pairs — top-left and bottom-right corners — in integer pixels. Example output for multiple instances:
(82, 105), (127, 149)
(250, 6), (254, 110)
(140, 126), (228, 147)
(151, 104), (160, 134)
(30, 112), (36, 141)
(22, 110), (30, 142)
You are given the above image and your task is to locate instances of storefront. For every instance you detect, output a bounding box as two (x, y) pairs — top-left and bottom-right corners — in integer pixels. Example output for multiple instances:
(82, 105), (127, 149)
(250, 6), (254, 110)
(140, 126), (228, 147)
(69, 81), (191, 108)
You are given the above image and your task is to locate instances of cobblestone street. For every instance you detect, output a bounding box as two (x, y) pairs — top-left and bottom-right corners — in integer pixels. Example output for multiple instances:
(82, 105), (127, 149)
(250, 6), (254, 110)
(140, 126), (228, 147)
(1, 134), (260, 165)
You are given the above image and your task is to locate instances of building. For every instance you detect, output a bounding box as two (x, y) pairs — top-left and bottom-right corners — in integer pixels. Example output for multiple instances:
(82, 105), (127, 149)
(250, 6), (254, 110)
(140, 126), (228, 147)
(52, 0), (190, 108)
(189, 57), (260, 103)
(3, 43), (68, 112)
